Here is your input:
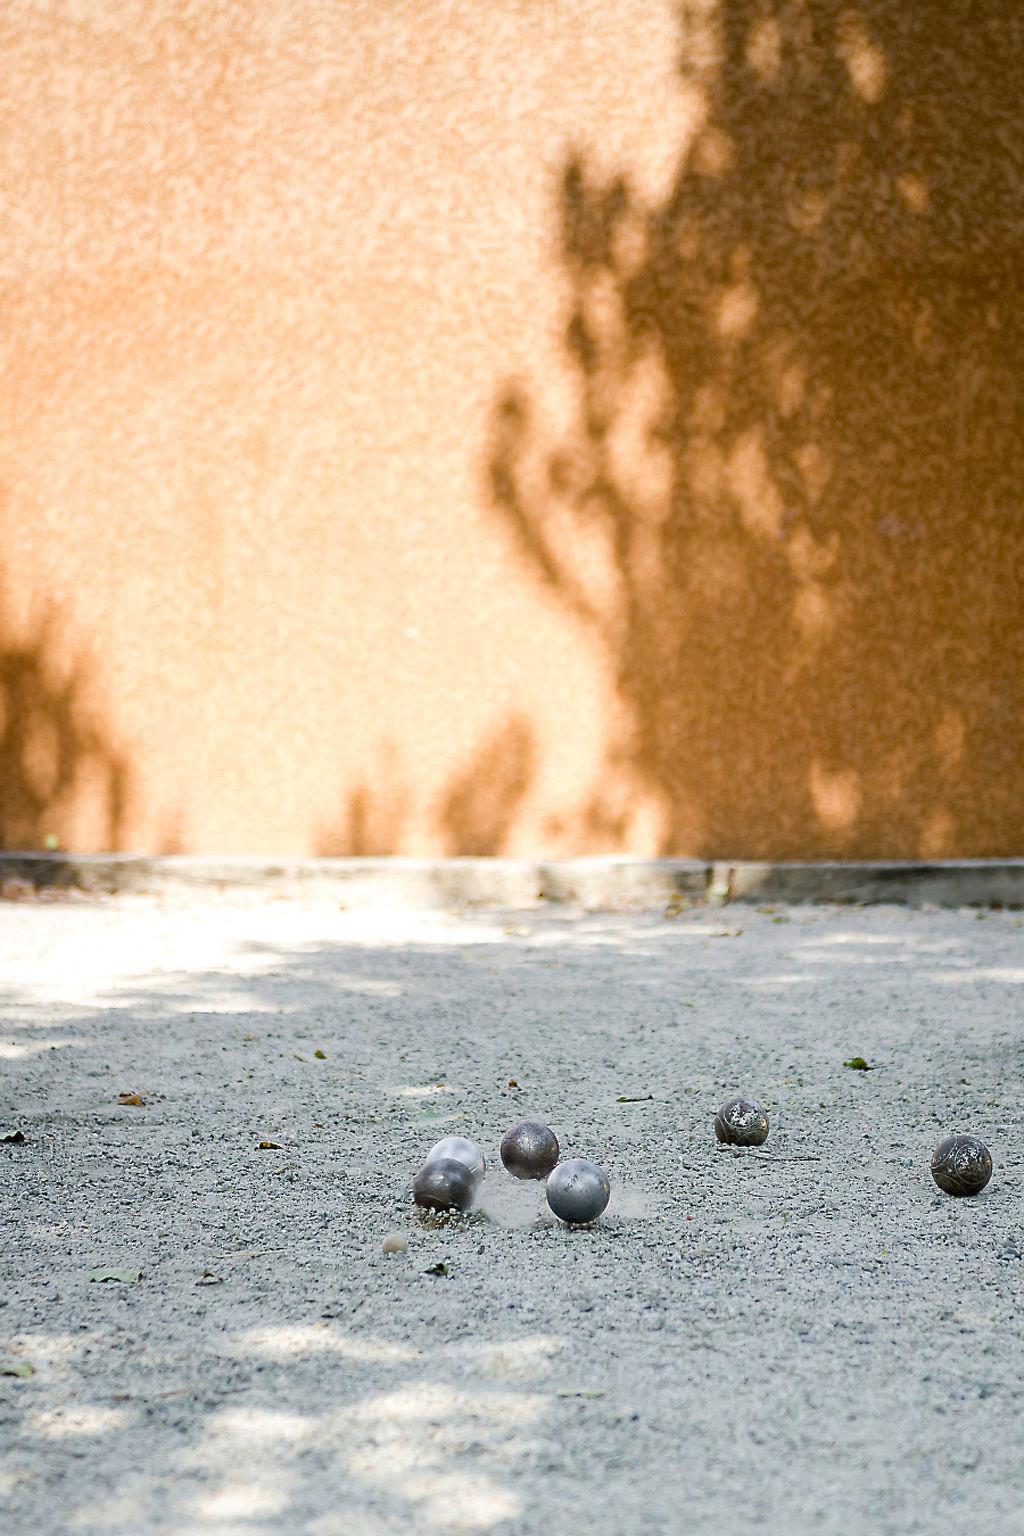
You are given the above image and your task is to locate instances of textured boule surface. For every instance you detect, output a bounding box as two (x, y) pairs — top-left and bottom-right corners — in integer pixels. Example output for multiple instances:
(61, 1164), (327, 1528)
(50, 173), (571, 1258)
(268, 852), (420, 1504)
(412, 1157), (479, 1212)
(546, 1158), (611, 1223)
(501, 1120), (560, 1179)
(1, 894), (1022, 1536)
(714, 1096), (770, 1146)
(423, 1134), (486, 1180)
(930, 1133), (994, 1196)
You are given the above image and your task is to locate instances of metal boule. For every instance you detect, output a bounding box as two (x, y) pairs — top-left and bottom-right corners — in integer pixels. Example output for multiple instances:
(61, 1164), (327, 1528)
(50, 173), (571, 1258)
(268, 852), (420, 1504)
(413, 1157), (479, 1212)
(714, 1097), (769, 1147)
(930, 1134), (993, 1196)
(546, 1159), (610, 1225)
(500, 1121), (559, 1180)
(424, 1136), (486, 1179)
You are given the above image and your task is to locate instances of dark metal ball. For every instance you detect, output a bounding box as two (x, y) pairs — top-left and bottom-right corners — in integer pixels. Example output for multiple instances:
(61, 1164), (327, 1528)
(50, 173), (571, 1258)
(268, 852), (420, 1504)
(714, 1097), (769, 1147)
(425, 1136), (486, 1179)
(500, 1121), (559, 1180)
(545, 1159), (610, 1225)
(412, 1157), (478, 1212)
(930, 1134), (993, 1197)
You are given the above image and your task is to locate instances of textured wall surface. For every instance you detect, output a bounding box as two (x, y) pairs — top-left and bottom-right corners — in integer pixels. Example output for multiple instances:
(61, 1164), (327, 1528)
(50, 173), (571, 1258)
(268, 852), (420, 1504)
(2, 0), (1022, 857)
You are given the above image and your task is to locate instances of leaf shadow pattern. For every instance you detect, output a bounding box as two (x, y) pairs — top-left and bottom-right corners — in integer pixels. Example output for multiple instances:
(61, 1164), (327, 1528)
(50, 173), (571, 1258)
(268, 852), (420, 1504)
(486, 0), (1024, 858)
(316, 744), (413, 857)
(0, 570), (131, 852)
(317, 718), (537, 857)
(436, 716), (537, 856)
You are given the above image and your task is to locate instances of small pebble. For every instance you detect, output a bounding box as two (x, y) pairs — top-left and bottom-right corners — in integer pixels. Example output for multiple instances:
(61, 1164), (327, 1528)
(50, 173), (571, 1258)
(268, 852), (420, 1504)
(382, 1232), (409, 1254)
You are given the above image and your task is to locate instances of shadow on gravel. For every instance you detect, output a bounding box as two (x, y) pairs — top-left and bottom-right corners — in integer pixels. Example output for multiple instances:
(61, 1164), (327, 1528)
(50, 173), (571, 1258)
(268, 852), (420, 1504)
(3, 907), (1024, 1533)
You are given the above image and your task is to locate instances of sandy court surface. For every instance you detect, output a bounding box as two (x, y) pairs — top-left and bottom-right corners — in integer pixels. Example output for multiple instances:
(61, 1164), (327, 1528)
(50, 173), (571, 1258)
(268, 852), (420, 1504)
(1, 894), (1023, 1535)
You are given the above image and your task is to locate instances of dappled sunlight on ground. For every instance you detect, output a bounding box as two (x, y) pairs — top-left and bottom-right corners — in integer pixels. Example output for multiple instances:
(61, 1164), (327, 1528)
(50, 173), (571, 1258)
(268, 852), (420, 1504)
(3, 895), (1024, 1534)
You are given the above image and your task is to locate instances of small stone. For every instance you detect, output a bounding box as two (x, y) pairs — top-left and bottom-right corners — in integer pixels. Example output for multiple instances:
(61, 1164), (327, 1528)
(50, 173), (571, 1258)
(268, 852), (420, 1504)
(714, 1097), (769, 1147)
(501, 1121), (559, 1180)
(382, 1232), (409, 1254)
(930, 1134), (993, 1196)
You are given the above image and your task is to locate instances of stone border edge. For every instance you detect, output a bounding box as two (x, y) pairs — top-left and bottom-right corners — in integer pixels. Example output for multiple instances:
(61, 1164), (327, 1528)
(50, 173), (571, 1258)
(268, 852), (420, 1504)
(1, 854), (1022, 909)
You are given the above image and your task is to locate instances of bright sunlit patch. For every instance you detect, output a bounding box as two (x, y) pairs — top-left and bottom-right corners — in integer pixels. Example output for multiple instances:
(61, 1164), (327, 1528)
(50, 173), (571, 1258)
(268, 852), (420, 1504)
(809, 760), (861, 831)
(725, 426), (784, 538)
(746, 16), (782, 81)
(896, 173), (929, 214)
(737, 973), (813, 989)
(925, 968), (1024, 986)
(342, 1383), (547, 1430)
(716, 280), (759, 339)
(692, 127), (735, 177)
(933, 710), (965, 771)
(204, 1407), (312, 1443)
(191, 1481), (290, 1520)
(392, 1083), (454, 1099)
(468, 1335), (566, 1380)
(331, 1382), (551, 1529)
(0, 1038), (76, 1058)
(919, 807), (955, 858)
(837, 11), (887, 102)
(30, 1404), (129, 1438)
(156, 990), (285, 1015)
(332, 912), (511, 949)
(794, 443), (833, 506)
(393, 1471), (520, 1531)
(792, 584), (834, 641)
(228, 1324), (419, 1364)
(798, 933), (947, 948)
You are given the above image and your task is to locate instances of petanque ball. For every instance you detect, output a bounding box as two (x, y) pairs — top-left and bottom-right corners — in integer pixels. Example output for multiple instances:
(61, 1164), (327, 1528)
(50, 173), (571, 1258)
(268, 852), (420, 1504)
(413, 1157), (479, 1212)
(714, 1097), (770, 1147)
(425, 1136), (486, 1179)
(546, 1159), (610, 1225)
(500, 1121), (560, 1180)
(930, 1134), (993, 1196)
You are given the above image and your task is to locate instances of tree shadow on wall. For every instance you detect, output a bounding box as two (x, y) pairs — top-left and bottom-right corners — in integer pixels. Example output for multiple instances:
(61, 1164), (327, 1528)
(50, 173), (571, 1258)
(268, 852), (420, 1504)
(0, 572), (131, 853)
(316, 743), (414, 857)
(487, 0), (1024, 859)
(316, 717), (537, 857)
(436, 716), (536, 855)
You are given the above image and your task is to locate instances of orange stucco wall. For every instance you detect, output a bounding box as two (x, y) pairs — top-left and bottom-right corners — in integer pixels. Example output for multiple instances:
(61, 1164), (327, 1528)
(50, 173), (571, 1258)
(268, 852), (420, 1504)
(2, 1), (1022, 858)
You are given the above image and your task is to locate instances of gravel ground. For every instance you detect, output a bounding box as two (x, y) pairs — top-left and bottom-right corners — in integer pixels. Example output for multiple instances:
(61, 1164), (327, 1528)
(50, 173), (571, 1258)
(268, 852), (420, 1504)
(1, 894), (1023, 1536)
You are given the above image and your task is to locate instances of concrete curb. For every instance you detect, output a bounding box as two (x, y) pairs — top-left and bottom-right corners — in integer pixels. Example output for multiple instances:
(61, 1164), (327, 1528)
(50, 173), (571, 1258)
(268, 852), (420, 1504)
(1, 853), (1022, 908)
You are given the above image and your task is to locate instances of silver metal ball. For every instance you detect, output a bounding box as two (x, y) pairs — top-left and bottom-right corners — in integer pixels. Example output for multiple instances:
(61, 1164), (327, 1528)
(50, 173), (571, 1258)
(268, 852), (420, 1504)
(413, 1157), (478, 1212)
(546, 1159), (610, 1225)
(714, 1097), (769, 1147)
(425, 1136), (486, 1180)
(931, 1134), (993, 1197)
(501, 1121), (559, 1180)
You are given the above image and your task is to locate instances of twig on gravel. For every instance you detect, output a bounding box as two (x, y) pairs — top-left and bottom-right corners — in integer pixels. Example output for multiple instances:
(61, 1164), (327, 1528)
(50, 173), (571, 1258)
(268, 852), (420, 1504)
(213, 1245), (287, 1259)
(108, 1386), (251, 1403)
